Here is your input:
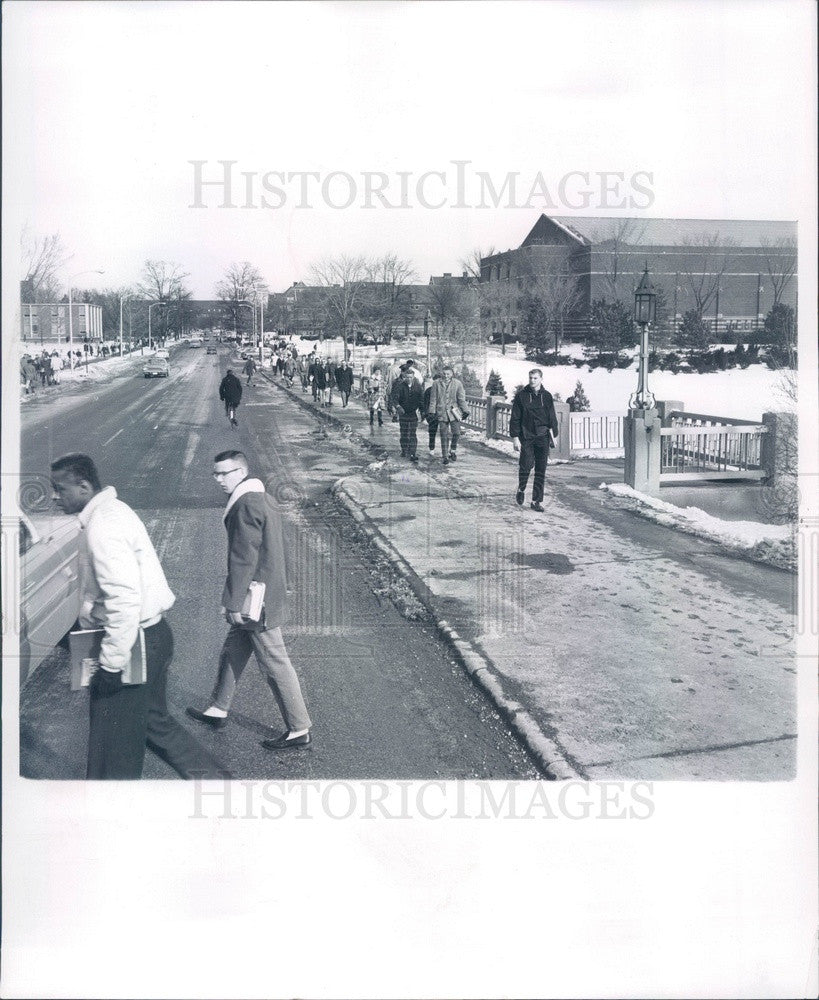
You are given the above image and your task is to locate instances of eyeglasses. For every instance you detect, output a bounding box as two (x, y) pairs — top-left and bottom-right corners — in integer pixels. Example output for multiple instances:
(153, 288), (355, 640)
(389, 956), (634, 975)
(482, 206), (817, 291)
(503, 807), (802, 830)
(213, 468), (244, 478)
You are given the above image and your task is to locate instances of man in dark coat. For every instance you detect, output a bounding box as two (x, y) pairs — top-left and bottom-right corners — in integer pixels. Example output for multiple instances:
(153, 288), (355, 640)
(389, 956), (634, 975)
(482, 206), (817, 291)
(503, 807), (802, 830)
(187, 451), (312, 750)
(509, 368), (559, 512)
(391, 364), (424, 461)
(335, 360), (354, 407)
(312, 358), (327, 403)
(219, 369), (243, 426)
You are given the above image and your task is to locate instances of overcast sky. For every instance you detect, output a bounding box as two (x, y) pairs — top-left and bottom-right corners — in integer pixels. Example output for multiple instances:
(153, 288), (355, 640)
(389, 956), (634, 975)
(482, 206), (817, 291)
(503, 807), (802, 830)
(4, 1), (815, 298)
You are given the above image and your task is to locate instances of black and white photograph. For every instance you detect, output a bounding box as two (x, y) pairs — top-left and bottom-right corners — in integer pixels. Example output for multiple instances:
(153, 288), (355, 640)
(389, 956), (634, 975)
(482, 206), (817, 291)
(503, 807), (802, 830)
(2, 2), (816, 997)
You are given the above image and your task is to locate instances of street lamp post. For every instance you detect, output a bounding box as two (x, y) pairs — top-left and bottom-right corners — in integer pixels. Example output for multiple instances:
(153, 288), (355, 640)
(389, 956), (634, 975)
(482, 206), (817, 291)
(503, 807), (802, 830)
(119, 293), (132, 356)
(67, 269), (104, 368)
(148, 301), (167, 352)
(424, 309), (431, 372)
(629, 265), (657, 410)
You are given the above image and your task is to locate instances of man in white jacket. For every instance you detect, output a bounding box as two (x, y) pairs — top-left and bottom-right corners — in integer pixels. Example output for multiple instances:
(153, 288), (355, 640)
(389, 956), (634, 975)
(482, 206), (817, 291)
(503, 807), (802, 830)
(51, 453), (230, 780)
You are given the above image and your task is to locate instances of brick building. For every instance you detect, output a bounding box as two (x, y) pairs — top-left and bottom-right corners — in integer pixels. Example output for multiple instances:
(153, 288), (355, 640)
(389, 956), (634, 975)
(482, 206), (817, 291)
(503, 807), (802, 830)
(480, 215), (798, 342)
(20, 301), (104, 345)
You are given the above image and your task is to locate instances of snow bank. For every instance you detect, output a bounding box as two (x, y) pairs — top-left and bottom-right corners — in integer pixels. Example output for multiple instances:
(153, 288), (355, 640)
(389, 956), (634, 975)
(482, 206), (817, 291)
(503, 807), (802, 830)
(599, 482), (795, 571)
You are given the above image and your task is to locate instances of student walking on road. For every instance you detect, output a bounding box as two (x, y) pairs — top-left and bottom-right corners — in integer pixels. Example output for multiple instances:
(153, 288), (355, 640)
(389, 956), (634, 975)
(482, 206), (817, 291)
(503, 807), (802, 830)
(219, 369), (243, 427)
(50, 453), (230, 780)
(426, 365), (467, 466)
(509, 368), (559, 513)
(243, 356), (257, 386)
(366, 370), (385, 426)
(187, 451), (313, 751)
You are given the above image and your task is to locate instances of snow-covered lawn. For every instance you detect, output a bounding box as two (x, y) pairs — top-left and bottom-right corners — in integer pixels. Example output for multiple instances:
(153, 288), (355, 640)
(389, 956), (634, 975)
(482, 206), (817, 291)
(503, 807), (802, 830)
(476, 346), (792, 423)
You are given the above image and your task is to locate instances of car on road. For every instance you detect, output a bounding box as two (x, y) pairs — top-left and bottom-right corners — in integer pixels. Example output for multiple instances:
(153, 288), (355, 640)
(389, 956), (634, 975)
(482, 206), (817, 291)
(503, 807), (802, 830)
(206, 345), (217, 355)
(153, 348), (170, 359)
(143, 357), (170, 378)
(18, 512), (81, 683)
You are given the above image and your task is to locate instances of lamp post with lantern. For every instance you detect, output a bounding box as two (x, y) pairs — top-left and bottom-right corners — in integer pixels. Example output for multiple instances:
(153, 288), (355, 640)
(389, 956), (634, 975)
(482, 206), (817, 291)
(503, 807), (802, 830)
(629, 265), (657, 411)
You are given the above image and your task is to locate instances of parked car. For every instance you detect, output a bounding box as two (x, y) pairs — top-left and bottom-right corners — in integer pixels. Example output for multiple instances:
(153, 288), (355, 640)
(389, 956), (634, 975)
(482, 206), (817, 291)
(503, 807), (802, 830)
(206, 345), (217, 355)
(18, 512), (81, 683)
(143, 357), (170, 378)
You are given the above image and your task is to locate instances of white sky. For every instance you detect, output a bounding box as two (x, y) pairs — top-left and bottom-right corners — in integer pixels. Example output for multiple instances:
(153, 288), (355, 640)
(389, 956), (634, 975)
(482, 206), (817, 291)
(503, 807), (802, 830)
(3, 0), (815, 297)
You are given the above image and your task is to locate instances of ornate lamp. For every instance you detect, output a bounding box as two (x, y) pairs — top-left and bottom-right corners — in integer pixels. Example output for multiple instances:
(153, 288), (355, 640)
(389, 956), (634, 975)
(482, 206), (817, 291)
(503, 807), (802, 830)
(629, 265), (656, 410)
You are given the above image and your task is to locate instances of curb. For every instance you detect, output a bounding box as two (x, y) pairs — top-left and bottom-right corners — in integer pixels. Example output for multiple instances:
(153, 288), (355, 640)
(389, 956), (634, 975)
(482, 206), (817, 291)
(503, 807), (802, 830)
(332, 476), (582, 782)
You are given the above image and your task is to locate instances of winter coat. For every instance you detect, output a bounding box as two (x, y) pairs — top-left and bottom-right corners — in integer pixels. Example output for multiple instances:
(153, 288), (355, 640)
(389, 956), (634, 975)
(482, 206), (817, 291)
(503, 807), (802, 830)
(509, 385), (558, 445)
(313, 365), (327, 389)
(392, 378), (424, 420)
(221, 480), (289, 630)
(243, 358), (256, 375)
(427, 377), (467, 423)
(219, 372), (243, 406)
(335, 365), (353, 391)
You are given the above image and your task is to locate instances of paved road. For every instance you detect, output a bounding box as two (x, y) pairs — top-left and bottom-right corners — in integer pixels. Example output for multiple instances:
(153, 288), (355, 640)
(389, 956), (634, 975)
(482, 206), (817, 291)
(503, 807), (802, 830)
(19, 346), (540, 780)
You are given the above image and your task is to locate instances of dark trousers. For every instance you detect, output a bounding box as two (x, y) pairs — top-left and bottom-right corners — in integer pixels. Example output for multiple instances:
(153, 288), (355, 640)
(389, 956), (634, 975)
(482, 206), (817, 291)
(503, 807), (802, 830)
(339, 388), (350, 407)
(87, 619), (228, 780)
(427, 416), (438, 448)
(517, 436), (550, 503)
(398, 417), (418, 457)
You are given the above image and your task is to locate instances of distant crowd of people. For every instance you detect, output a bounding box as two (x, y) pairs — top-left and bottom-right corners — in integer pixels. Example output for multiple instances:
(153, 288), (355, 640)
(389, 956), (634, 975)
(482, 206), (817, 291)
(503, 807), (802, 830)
(232, 342), (559, 509)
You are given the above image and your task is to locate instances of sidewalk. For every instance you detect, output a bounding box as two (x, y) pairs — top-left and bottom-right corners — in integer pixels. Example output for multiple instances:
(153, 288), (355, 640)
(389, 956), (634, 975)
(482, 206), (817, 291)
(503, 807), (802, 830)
(266, 370), (798, 781)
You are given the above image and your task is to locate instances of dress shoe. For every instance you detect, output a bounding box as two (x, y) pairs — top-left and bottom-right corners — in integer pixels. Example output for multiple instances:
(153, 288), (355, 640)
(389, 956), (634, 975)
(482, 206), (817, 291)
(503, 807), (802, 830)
(409, 455), (418, 462)
(449, 452), (457, 462)
(186, 706), (227, 729)
(261, 731), (312, 751)
(515, 490), (525, 506)
(530, 501), (545, 512)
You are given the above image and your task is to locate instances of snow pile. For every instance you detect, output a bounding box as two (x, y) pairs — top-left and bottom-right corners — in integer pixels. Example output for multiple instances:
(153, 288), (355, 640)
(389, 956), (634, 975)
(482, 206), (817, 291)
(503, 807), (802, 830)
(599, 482), (795, 571)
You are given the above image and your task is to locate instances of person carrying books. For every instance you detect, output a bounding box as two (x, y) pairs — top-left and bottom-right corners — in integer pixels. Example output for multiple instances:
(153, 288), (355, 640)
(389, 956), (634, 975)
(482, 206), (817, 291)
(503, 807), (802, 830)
(426, 365), (468, 466)
(187, 450), (313, 751)
(50, 453), (230, 780)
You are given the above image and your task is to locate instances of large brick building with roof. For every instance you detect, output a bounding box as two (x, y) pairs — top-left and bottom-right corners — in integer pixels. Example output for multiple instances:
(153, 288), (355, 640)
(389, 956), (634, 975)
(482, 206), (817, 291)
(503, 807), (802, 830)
(480, 215), (797, 343)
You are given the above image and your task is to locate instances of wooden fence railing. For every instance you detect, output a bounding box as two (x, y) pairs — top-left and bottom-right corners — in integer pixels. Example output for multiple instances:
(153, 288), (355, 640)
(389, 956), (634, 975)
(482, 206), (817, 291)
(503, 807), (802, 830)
(659, 411), (768, 483)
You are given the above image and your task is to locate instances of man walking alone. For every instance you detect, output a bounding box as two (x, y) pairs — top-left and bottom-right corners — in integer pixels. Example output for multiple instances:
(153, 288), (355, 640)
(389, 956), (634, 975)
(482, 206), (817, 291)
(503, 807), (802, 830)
(219, 368), (243, 426)
(509, 369), (559, 512)
(187, 451), (312, 751)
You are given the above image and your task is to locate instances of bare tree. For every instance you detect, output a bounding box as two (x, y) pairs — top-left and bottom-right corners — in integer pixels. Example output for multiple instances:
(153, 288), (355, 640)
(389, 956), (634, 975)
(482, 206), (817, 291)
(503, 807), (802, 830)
(21, 229), (72, 301)
(678, 233), (737, 317)
(310, 254), (370, 354)
(214, 261), (264, 336)
(360, 254), (416, 346)
(760, 237), (798, 308)
(589, 219), (647, 300)
(520, 258), (583, 356)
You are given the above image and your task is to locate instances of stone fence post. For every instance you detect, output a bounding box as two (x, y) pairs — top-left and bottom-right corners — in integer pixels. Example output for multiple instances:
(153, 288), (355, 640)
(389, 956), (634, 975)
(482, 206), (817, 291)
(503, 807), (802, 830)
(624, 407), (661, 494)
(553, 401), (571, 460)
(486, 395), (504, 437)
(656, 399), (685, 425)
(761, 411), (797, 485)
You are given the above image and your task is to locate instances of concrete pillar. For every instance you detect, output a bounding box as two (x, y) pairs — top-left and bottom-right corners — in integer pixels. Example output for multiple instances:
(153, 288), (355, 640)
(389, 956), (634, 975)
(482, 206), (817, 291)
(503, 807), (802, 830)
(486, 395), (503, 437)
(624, 408), (661, 494)
(656, 399), (685, 426)
(553, 401), (571, 460)
(761, 411), (797, 485)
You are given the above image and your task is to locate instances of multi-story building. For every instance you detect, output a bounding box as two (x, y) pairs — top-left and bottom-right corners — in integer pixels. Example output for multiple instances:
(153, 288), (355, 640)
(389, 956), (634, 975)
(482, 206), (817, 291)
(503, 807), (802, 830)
(480, 215), (798, 343)
(20, 301), (104, 345)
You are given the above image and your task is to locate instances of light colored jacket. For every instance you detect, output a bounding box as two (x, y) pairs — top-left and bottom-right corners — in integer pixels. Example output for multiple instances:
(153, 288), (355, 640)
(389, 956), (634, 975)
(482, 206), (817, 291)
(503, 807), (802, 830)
(77, 487), (175, 669)
(427, 377), (467, 422)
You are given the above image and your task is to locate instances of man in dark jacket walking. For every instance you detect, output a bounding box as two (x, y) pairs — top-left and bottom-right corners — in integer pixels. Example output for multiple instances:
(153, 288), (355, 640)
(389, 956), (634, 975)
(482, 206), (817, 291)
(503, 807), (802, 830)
(509, 369), (559, 512)
(219, 369), (243, 426)
(335, 360), (354, 407)
(391, 364), (424, 461)
(187, 451), (312, 750)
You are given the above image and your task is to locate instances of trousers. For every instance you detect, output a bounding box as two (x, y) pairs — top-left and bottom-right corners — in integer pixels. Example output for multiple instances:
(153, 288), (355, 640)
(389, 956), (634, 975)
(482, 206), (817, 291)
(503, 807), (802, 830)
(517, 436), (550, 503)
(87, 618), (228, 780)
(398, 417), (418, 457)
(211, 624), (312, 732)
(438, 419), (460, 458)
